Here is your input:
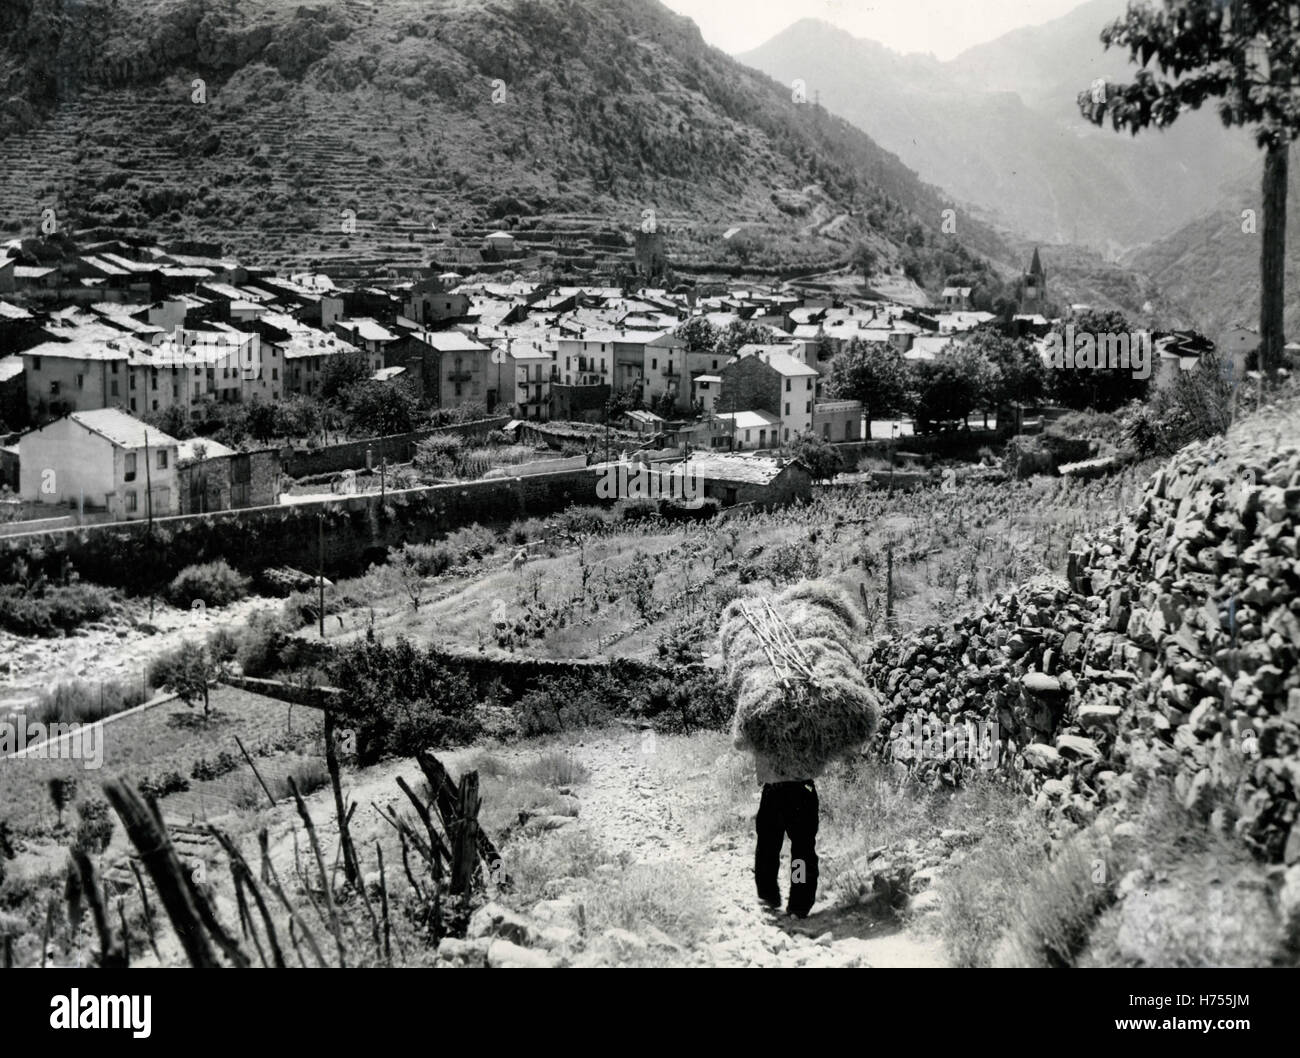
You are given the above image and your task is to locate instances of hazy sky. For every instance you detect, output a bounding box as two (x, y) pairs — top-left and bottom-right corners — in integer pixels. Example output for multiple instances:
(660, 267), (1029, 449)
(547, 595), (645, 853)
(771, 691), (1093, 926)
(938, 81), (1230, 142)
(661, 0), (1091, 61)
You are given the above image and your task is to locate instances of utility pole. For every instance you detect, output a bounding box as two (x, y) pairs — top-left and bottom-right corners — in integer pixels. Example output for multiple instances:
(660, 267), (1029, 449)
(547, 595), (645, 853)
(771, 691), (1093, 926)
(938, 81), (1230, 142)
(318, 512), (325, 639)
(143, 430), (153, 530)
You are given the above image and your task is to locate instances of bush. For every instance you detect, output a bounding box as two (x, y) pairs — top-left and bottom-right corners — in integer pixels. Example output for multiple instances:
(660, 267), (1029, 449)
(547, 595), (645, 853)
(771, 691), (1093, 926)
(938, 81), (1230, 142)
(73, 798), (115, 855)
(445, 523), (496, 561)
(395, 541), (454, 577)
(615, 498), (659, 523)
(233, 610), (295, 677)
(191, 750), (242, 782)
(0, 582), (118, 637)
(507, 517), (547, 545)
(515, 749), (591, 787)
(1120, 351), (1235, 458)
(165, 559), (250, 608)
(659, 497), (720, 523)
(413, 433), (464, 479)
(31, 678), (147, 725)
(329, 636), (484, 763)
(553, 505), (614, 536)
(139, 770), (190, 800)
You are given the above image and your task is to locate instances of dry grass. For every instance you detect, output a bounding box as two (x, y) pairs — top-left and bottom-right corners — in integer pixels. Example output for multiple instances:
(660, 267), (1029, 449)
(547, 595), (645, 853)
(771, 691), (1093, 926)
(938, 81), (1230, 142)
(498, 825), (617, 906)
(515, 748), (591, 788)
(584, 862), (716, 953)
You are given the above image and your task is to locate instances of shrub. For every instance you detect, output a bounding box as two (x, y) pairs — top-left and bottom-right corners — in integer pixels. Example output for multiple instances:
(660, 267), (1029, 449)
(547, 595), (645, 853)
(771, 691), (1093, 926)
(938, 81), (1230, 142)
(73, 798), (115, 855)
(165, 559), (250, 608)
(31, 678), (147, 725)
(1120, 351), (1235, 458)
(514, 671), (632, 736)
(233, 610), (295, 677)
(659, 497), (720, 522)
(139, 770), (190, 800)
(190, 750), (242, 782)
(413, 433), (463, 479)
(615, 498), (659, 523)
(516, 749), (591, 787)
(329, 636), (483, 763)
(552, 505), (614, 536)
(507, 517), (547, 545)
(395, 541), (454, 577)
(0, 582), (118, 637)
(446, 523), (496, 561)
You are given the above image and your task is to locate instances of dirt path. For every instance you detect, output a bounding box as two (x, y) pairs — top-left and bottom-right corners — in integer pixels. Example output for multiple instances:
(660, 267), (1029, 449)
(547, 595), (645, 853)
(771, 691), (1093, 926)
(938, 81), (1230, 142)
(567, 731), (949, 967)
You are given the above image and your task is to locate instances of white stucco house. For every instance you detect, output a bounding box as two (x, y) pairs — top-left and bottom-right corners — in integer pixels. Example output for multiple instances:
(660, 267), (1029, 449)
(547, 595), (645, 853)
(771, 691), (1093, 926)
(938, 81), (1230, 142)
(19, 408), (180, 520)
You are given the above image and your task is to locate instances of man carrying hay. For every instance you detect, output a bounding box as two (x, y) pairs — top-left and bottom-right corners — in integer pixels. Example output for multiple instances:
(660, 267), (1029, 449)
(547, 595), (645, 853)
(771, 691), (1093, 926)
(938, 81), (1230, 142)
(721, 583), (880, 918)
(751, 752), (821, 916)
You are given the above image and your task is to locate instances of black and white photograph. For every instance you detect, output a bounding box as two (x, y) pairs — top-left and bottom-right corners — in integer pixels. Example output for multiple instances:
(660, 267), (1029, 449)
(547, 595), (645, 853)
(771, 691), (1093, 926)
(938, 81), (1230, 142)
(0, 0), (1295, 1007)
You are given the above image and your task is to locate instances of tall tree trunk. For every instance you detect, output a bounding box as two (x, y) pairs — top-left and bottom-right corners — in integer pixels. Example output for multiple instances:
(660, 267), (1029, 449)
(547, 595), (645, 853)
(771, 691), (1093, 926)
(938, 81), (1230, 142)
(1260, 139), (1288, 379)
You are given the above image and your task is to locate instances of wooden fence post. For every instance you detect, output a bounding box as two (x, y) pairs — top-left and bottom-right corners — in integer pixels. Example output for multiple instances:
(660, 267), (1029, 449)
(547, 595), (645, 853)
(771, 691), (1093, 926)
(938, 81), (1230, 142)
(451, 771), (480, 897)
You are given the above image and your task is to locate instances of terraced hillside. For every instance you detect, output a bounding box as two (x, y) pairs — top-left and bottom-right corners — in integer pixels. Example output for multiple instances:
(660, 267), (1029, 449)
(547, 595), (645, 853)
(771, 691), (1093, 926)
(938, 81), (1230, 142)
(0, 0), (1010, 286)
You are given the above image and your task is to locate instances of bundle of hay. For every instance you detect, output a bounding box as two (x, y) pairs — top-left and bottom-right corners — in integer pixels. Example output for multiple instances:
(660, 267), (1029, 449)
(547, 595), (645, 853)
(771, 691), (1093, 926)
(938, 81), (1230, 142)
(721, 581), (880, 778)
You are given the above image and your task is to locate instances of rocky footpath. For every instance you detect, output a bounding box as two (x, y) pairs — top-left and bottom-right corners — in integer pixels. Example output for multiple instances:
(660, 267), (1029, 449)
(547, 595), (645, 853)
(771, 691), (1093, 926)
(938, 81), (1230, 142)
(432, 733), (949, 968)
(863, 415), (1300, 899)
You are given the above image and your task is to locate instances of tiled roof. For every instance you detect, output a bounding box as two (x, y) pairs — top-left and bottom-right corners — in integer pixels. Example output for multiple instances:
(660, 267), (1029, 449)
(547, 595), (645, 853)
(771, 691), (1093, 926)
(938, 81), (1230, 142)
(683, 451), (797, 485)
(69, 408), (179, 449)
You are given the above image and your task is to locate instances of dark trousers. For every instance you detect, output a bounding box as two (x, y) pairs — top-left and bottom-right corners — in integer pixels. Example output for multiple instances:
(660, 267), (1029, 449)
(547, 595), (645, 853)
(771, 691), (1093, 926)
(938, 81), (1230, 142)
(754, 780), (819, 917)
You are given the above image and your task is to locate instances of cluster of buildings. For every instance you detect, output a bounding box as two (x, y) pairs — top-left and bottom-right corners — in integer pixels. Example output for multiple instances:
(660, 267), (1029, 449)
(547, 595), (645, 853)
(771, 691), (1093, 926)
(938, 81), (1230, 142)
(0, 236), (1256, 522)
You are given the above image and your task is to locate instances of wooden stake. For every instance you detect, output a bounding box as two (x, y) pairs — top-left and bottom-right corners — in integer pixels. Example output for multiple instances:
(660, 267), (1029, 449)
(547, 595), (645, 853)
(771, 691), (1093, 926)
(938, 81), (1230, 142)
(234, 735), (276, 807)
(288, 777), (347, 968)
(102, 780), (218, 968)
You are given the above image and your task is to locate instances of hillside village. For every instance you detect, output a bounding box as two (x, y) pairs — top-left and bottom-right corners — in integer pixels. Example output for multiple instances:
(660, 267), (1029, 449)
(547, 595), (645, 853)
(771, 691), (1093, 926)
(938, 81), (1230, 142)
(0, 227), (1249, 527)
(0, 0), (1298, 990)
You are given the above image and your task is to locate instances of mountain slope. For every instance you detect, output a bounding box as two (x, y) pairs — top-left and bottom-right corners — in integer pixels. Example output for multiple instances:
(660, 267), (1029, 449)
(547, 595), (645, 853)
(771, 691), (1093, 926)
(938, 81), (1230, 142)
(0, 0), (1008, 282)
(1127, 146), (1300, 342)
(737, 6), (1256, 253)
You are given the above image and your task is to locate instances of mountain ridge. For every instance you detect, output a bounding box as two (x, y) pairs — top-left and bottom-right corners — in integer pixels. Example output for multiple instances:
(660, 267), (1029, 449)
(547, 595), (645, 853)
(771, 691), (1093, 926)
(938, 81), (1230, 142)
(0, 0), (1011, 292)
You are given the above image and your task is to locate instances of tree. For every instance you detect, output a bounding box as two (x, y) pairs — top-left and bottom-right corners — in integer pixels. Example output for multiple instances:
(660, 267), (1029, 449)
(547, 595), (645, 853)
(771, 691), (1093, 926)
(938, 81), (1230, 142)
(320, 350), (372, 403)
(790, 432), (845, 483)
(1046, 309), (1150, 411)
(674, 316), (719, 353)
(243, 398), (278, 443)
(963, 327), (1046, 427)
(142, 405), (194, 441)
(345, 379), (419, 437)
(716, 320), (778, 359)
(272, 394), (323, 440)
(825, 337), (910, 438)
(851, 241), (877, 285)
(605, 388), (640, 420)
(1078, 1), (1296, 377)
(385, 546), (428, 612)
(149, 640), (219, 720)
(909, 343), (985, 432)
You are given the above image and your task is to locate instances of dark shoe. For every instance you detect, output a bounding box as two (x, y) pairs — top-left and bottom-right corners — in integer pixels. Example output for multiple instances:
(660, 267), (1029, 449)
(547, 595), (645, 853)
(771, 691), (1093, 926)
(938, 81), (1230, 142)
(758, 889), (781, 910)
